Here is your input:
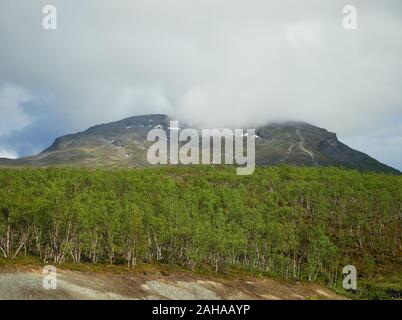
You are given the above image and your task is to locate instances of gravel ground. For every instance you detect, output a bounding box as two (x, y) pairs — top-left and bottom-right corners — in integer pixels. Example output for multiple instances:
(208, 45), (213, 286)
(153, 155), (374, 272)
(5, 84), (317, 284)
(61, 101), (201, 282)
(0, 267), (343, 300)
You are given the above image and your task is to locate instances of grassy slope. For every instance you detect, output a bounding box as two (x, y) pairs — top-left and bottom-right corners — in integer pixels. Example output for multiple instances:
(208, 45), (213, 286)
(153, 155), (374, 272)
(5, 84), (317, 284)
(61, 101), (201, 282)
(0, 165), (401, 299)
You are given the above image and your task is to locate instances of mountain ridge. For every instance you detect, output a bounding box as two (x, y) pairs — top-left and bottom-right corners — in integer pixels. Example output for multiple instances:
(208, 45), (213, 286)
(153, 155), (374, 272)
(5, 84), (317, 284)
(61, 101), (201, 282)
(0, 114), (399, 174)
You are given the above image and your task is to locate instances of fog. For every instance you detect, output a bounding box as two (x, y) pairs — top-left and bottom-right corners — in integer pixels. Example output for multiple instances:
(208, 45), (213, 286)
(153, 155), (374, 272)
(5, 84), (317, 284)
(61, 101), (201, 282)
(0, 0), (401, 169)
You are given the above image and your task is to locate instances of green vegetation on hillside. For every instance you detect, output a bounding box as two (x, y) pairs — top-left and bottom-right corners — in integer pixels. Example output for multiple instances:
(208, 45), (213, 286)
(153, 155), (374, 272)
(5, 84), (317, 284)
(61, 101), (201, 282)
(0, 166), (400, 297)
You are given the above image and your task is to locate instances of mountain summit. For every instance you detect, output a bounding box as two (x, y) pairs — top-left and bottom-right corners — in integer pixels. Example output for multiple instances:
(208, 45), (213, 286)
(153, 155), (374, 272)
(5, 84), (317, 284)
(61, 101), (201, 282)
(0, 114), (399, 174)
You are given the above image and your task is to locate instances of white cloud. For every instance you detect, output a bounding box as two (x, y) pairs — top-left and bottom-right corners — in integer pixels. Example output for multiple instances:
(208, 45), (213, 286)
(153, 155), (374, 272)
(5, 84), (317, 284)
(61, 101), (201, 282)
(0, 83), (32, 137)
(0, 148), (18, 159)
(0, 0), (401, 169)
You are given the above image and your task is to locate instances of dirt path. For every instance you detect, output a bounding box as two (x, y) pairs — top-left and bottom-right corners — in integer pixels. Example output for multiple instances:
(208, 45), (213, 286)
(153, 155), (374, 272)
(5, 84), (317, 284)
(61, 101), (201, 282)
(0, 267), (343, 300)
(288, 142), (301, 153)
(288, 130), (318, 167)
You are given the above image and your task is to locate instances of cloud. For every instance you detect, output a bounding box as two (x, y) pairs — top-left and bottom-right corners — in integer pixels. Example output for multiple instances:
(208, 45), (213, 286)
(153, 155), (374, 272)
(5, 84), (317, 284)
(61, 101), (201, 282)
(0, 83), (32, 137)
(0, 148), (18, 159)
(0, 0), (401, 169)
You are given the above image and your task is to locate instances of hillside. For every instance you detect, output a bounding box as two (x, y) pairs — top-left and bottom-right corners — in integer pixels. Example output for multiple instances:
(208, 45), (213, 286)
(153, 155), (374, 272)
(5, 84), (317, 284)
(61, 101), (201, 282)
(0, 114), (399, 174)
(0, 166), (401, 299)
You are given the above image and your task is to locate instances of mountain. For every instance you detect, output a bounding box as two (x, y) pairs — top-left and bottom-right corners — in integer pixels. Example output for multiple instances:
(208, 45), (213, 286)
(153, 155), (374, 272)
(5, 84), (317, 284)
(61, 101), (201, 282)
(0, 114), (399, 174)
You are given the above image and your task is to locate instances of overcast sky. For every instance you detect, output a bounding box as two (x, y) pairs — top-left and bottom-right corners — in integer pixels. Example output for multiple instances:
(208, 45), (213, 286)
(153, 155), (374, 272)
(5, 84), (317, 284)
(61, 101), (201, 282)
(0, 0), (401, 169)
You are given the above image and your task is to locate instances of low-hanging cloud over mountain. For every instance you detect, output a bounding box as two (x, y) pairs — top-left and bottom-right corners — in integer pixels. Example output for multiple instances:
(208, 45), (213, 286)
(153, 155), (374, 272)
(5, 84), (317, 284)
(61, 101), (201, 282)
(0, 0), (401, 169)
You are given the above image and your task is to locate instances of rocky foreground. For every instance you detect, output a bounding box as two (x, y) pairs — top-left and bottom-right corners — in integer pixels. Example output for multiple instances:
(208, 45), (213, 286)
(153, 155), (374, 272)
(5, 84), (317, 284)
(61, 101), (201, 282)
(0, 267), (342, 300)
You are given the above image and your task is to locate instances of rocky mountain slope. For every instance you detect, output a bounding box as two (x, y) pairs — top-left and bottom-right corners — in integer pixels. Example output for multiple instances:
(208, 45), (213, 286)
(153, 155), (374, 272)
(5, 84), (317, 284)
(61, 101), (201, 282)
(0, 114), (399, 174)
